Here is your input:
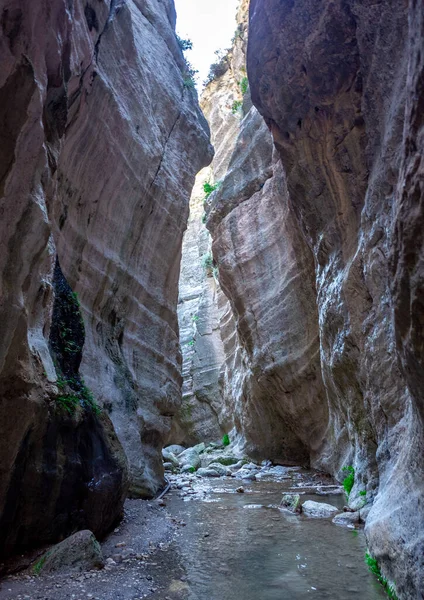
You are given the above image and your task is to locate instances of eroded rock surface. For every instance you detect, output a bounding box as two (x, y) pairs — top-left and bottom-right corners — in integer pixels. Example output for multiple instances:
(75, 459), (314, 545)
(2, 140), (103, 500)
(247, 0), (424, 596)
(174, 1), (250, 445)
(0, 0), (211, 557)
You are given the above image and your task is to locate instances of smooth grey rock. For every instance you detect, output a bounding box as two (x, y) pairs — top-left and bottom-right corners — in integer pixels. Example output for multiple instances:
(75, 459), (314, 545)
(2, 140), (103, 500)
(232, 469), (257, 481)
(332, 512), (361, 528)
(197, 468), (220, 478)
(164, 445), (186, 457)
(302, 501), (339, 519)
(317, 486), (345, 496)
(207, 463), (229, 476)
(162, 450), (179, 467)
(179, 447), (202, 470)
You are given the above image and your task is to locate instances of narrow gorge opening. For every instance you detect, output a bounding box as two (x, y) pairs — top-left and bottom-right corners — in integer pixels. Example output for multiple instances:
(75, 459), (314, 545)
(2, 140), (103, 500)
(0, 1), (423, 599)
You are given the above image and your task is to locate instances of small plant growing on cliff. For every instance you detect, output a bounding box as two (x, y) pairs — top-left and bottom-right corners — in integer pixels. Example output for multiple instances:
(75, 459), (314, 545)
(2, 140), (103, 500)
(56, 393), (80, 414)
(183, 60), (198, 89)
(365, 552), (398, 599)
(176, 35), (193, 51)
(33, 554), (49, 576)
(203, 181), (218, 199)
(204, 49), (230, 86)
(202, 252), (213, 272)
(240, 76), (249, 95)
(231, 25), (243, 44)
(359, 490), (367, 497)
(231, 100), (243, 114)
(187, 339), (195, 347)
(222, 433), (230, 446)
(342, 465), (355, 497)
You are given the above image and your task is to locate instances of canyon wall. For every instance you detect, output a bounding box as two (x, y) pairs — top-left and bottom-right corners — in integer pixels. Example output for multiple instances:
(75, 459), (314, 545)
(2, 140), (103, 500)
(245, 0), (423, 597)
(175, 0), (424, 596)
(0, 0), (211, 558)
(173, 1), (249, 445)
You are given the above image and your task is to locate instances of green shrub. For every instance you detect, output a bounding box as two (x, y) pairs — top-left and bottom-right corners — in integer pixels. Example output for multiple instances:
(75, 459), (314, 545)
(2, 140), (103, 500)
(204, 49), (230, 85)
(240, 76), (249, 95)
(183, 61), (198, 89)
(183, 76), (195, 89)
(56, 394), (79, 414)
(231, 100), (243, 114)
(33, 554), (48, 575)
(55, 375), (100, 415)
(176, 35), (193, 51)
(202, 252), (213, 272)
(203, 181), (218, 198)
(365, 553), (398, 599)
(222, 433), (230, 446)
(342, 465), (355, 497)
(359, 490), (367, 496)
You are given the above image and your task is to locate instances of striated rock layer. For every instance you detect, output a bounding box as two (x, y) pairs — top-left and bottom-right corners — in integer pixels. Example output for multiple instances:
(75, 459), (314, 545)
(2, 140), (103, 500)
(173, 0), (249, 445)
(246, 0), (424, 597)
(0, 0), (211, 557)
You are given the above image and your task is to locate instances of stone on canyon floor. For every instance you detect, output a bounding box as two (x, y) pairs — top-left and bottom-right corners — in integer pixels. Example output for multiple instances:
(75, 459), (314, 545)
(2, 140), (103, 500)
(301, 501), (339, 518)
(164, 445), (186, 456)
(232, 468), (257, 481)
(332, 511), (361, 528)
(178, 447), (203, 471)
(206, 463), (231, 476)
(236, 486), (245, 493)
(162, 449), (180, 467)
(316, 485), (345, 496)
(163, 462), (175, 471)
(31, 530), (104, 575)
(202, 454), (241, 468)
(197, 468), (221, 477)
(280, 494), (302, 513)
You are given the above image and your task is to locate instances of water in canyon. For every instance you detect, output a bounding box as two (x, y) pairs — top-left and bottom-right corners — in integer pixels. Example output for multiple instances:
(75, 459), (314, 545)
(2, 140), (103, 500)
(156, 476), (386, 600)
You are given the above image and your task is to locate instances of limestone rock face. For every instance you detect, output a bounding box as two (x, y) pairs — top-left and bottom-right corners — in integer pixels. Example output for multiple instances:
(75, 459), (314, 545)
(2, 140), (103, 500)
(208, 108), (327, 464)
(0, 0), (212, 557)
(248, 0), (424, 596)
(173, 0), (249, 445)
(173, 174), (225, 446)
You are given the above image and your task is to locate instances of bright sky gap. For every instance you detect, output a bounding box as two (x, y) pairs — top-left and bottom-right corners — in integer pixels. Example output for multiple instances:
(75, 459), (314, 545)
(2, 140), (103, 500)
(174, 0), (240, 87)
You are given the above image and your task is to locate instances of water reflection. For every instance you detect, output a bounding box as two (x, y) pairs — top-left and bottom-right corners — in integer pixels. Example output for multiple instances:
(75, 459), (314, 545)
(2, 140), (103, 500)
(164, 479), (386, 600)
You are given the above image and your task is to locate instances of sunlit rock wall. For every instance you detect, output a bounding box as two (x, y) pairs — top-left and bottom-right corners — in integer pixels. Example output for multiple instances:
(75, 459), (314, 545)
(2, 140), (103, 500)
(173, 0), (249, 445)
(0, 0), (211, 556)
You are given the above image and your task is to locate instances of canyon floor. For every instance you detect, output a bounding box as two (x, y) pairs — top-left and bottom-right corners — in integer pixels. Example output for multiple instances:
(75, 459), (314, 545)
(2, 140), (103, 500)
(0, 453), (387, 600)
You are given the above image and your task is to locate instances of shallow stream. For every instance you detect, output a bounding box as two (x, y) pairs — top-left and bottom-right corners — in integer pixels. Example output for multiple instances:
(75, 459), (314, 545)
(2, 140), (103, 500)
(161, 476), (386, 600)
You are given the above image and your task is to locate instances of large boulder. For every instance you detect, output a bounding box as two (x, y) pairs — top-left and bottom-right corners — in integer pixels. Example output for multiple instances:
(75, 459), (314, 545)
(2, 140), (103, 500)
(207, 463), (230, 476)
(32, 530), (103, 575)
(164, 445), (186, 457)
(302, 501), (339, 519)
(162, 449), (180, 468)
(332, 512), (361, 528)
(178, 445), (205, 470)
